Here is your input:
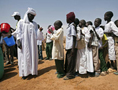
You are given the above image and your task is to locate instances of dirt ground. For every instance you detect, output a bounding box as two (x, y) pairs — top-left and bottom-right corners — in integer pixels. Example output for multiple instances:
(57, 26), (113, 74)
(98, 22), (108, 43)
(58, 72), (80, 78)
(0, 50), (118, 90)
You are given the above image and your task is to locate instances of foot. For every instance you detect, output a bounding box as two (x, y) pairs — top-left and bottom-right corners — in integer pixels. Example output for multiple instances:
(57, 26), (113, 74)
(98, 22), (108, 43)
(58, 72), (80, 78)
(88, 72), (95, 77)
(57, 74), (65, 78)
(55, 71), (58, 74)
(22, 76), (27, 80)
(95, 72), (100, 77)
(63, 76), (69, 80)
(49, 58), (52, 60)
(75, 72), (79, 77)
(113, 71), (118, 75)
(101, 71), (107, 76)
(5, 61), (10, 65)
(63, 76), (75, 80)
(45, 57), (49, 60)
(10, 61), (14, 65)
(40, 58), (43, 60)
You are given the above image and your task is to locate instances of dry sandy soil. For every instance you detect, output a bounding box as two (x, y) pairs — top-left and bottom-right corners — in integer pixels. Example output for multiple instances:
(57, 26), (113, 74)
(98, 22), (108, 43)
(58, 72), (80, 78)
(0, 50), (118, 90)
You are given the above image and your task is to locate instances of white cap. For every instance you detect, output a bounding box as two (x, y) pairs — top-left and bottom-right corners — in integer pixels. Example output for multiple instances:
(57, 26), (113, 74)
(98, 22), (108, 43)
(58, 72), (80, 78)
(11, 12), (21, 17)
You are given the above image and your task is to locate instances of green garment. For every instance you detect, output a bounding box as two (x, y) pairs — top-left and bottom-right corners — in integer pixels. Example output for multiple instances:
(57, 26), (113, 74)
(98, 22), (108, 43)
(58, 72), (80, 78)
(55, 60), (65, 78)
(0, 47), (4, 79)
(46, 42), (53, 58)
(99, 49), (108, 72)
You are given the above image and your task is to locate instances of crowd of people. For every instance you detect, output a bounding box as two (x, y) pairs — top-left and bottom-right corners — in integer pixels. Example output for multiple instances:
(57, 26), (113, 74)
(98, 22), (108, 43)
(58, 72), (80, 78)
(0, 7), (118, 80)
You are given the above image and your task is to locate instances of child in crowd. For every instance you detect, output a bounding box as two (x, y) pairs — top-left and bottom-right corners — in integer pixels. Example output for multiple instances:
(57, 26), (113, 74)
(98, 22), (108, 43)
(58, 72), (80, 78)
(64, 12), (77, 80)
(114, 20), (118, 75)
(86, 21), (100, 77)
(94, 18), (108, 76)
(104, 11), (118, 69)
(37, 25), (44, 60)
(45, 25), (53, 60)
(50, 20), (65, 78)
(76, 20), (94, 77)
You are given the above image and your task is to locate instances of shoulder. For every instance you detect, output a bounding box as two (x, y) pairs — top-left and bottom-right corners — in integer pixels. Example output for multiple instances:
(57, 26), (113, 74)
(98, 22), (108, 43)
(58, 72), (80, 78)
(57, 28), (63, 33)
(107, 21), (114, 26)
(18, 19), (23, 24)
(110, 21), (114, 24)
(33, 21), (37, 25)
(88, 25), (93, 30)
(99, 27), (103, 31)
(58, 28), (63, 32)
(69, 23), (75, 28)
(99, 27), (104, 33)
(84, 27), (89, 31)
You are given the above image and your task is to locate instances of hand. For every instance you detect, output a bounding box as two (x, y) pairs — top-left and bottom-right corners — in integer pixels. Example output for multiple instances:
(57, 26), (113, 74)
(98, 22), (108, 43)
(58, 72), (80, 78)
(17, 39), (22, 49)
(49, 28), (54, 34)
(39, 27), (43, 31)
(8, 35), (12, 38)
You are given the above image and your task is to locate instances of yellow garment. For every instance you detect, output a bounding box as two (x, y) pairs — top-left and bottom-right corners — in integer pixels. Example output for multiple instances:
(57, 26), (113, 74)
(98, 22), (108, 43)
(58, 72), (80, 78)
(102, 34), (108, 47)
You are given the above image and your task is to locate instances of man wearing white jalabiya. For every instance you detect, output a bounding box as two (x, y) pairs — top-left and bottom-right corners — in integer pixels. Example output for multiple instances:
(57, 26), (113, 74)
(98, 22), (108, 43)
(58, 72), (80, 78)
(16, 8), (42, 79)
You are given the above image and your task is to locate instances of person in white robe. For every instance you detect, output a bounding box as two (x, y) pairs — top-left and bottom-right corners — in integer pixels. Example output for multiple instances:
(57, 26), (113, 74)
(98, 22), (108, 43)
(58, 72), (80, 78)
(16, 8), (42, 79)
(104, 11), (118, 69)
(95, 18), (108, 76)
(76, 20), (94, 75)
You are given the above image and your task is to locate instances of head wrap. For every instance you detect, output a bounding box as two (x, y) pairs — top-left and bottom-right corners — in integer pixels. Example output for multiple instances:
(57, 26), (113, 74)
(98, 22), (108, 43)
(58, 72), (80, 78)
(23, 7), (36, 23)
(66, 12), (75, 23)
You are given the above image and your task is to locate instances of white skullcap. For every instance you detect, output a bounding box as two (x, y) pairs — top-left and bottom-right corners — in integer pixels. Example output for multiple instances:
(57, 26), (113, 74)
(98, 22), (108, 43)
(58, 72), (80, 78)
(11, 12), (21, 17)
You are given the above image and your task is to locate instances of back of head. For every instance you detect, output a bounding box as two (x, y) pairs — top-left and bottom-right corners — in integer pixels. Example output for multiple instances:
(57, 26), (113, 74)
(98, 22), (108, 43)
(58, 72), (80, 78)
(48, 25), (51, 29)
(114, 20), (118, 27)
(54, 20), (63, 28)
(80, 20), (86, 26)
(87, 21), (93, 26)
(105, 11), (113, 19)
(74, 18), (79, 26)
(38, 24), (40, 28)
(96, 18), (102, 24)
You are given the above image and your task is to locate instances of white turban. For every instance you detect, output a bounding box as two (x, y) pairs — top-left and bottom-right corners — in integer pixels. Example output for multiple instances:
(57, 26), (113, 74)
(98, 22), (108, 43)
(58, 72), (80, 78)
(27, 8), (36, 16)
(24, 7), (36, 23)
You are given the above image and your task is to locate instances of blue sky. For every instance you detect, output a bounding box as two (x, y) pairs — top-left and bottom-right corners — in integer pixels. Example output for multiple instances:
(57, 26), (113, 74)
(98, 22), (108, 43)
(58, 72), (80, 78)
(0, 0), (118, 35)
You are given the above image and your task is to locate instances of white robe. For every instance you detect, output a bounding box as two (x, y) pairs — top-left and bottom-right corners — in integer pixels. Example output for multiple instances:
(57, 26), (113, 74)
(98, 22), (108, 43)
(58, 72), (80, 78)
(104, 21), (118, 60)
(16, 8), (41, 77)
(76, 27), (94, 74)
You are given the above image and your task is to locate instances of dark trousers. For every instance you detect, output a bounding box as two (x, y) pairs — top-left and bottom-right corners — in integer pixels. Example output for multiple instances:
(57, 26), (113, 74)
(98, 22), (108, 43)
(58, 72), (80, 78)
(65, 49), (77, 78)
(46, 42), (53, 58)
(55, 59), (65, 78)
(99, 49), (108, 72)
(37, 45), (43, 59)
(5, 45), (14, 62)
(14, 44), (17, 58)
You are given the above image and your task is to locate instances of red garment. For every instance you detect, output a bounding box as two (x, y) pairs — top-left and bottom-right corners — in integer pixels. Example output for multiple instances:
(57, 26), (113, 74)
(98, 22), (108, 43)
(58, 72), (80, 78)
(66, 12), (75, 23)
